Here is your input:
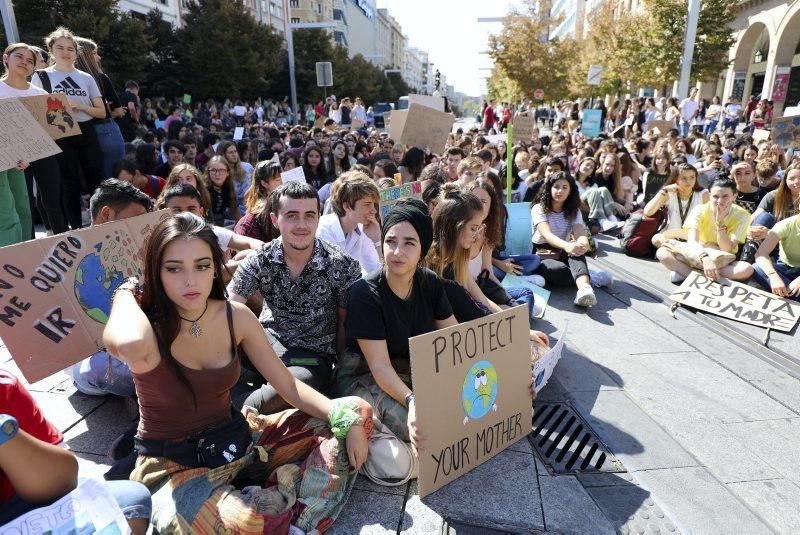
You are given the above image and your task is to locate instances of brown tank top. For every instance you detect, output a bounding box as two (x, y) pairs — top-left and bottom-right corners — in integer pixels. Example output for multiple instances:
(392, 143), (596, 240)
(133, 301), (240, 441)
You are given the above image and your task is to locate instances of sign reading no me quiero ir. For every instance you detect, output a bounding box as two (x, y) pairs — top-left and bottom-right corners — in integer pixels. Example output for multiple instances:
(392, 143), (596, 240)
(409, 306), (531, 497)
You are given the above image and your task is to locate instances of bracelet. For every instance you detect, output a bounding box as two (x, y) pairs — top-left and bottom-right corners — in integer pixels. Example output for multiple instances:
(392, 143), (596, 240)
(699, 252), (709, 260)
(112, 277), (141, 302)
(405, 392), (415, 407)
(327, 399), (363, 440)
(373, 240), (382, 248)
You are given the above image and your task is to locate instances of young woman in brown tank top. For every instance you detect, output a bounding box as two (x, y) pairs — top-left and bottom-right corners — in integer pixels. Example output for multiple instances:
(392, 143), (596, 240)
(103, 213), (372, 534)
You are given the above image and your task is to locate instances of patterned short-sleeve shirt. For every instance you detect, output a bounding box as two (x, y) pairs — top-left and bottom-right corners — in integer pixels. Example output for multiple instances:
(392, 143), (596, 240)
(228, 237), (361, 358)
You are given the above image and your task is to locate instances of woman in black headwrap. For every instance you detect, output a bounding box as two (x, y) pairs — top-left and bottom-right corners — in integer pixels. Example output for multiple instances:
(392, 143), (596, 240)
(339, 199), (457, 461)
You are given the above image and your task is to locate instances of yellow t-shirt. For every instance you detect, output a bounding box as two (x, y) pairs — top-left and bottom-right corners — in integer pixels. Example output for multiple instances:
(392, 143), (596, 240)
(772, 215), (800, 267)
(684, 202), (749, 253)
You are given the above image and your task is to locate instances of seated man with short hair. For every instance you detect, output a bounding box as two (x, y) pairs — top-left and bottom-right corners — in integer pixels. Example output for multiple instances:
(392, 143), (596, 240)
(70, 180), (152, 398)
(228, 182), (361, 414)
(317, 171), (382, 275)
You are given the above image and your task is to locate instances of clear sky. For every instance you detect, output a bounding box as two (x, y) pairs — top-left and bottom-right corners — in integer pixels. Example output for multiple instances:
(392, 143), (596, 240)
(375, 0), (521, 98)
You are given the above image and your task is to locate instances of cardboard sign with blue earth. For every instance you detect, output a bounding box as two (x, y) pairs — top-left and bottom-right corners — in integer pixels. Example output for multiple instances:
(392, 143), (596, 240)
(409, 305), (532, 497)
(0, 210), (170, 383)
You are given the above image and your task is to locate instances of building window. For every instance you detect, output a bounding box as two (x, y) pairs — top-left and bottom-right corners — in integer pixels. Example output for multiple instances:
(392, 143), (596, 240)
(291, 17), (301, 23)
(290, 0), (299, 7)
(318, 3), (322, 14)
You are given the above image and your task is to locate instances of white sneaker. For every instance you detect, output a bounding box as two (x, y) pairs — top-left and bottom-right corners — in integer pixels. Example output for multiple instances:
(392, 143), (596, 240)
(589, 270), (613, 287)
(670, 271), (687, 284)
(574, 286), (597, 307)
(520, 274), (546, 287)
(530, 300), (544, 318)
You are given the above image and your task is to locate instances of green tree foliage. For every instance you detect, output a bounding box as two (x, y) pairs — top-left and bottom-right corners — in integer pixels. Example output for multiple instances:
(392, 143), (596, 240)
(175, 0), (282, 100)
(141, 9), (181, 97)
(487, 0), (575, 101)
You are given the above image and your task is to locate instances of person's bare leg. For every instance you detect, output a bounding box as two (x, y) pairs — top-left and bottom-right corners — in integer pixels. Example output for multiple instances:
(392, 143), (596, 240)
(719, 261), (754, 281)
(651, 234), (664, 248)
(656, 248), (692, 275)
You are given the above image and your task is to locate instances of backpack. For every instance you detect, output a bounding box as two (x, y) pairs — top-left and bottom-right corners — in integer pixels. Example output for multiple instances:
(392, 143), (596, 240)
(620, 206), (666, 257)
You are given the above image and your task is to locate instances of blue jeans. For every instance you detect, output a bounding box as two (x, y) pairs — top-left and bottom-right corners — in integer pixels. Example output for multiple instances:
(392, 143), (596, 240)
(492, 253), (542, 280)
(71, 351), (136, 397)
(0, 479), (151, 525)
(704, 120), (718, 138)
(752, 261), (800, 302)
(505, 286), (536, 316)
(94, 120), (126, 182)
(752, 212), (776, 229)
(680, 121), (690, 137)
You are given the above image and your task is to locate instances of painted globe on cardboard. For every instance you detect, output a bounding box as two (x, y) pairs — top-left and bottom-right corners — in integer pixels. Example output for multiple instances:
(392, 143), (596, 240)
(461, 360), (499, 420)
(74, 252), (126, 324)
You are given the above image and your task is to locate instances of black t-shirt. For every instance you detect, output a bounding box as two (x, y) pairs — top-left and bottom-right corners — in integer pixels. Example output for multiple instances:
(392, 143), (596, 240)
(735, 190), (761, 214)
(340, 105), (351, 125)
(442, 279), (487, 323)
(116, 89), (139, 142)
(523, 179), (544, 203)
(345, 268), (453, 360)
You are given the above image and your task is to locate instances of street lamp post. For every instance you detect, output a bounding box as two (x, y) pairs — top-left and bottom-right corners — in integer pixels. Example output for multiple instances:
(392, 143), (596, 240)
(2, 0), (20, 43)
(283, 0), (335, 124)
(677, 0), (701, 99)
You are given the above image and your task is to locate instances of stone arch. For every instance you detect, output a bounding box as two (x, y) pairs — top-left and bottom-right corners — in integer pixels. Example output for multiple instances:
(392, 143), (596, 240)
(773, 3), (800, 67)
(730, 21), (772, 72)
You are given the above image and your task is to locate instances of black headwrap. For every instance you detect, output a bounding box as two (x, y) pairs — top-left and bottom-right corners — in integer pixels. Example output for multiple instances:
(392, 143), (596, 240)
(381, 198), (433, 257)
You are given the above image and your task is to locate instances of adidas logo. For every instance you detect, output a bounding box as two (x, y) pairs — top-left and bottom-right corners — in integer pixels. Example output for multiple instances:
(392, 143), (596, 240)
(53, 76), (87, 97)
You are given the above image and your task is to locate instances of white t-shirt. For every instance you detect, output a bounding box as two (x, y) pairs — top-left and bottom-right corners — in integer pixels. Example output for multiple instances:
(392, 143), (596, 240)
(531, 203), (584, 245)
(213, 225), (234, 249)
(316, 213), (381, 276)
(0, 79), (48, 98)
(680, 98), (699, 123)
(31, 67), (101, 122)
(233, 105), (247, 117)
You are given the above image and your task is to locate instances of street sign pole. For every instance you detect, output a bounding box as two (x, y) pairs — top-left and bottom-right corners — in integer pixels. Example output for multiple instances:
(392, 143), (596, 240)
(677, 0), (700, 99)
(2, 0), (20, 43)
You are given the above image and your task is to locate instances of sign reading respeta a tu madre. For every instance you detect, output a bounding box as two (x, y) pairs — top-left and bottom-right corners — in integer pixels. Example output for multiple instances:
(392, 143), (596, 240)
(669, 272), (799, 331)
(409, 306), (531, 498)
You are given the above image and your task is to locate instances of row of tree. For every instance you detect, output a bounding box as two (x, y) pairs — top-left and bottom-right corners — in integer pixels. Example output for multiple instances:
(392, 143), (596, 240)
(1, 0), (411, 104)
(487, 0), (736, 102)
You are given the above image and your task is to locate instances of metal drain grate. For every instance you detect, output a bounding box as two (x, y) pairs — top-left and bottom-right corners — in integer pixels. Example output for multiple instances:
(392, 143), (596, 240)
(529, 401), (625, 474)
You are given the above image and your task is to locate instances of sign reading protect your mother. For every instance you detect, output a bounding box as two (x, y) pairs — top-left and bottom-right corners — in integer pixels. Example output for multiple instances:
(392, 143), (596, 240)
(409, 306), (531, 497)
(0, 210), (169, 383)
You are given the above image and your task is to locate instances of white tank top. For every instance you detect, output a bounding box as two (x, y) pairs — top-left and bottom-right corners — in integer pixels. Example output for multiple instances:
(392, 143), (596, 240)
(666, 190), (705, 230)
(469, 250), (483, 279)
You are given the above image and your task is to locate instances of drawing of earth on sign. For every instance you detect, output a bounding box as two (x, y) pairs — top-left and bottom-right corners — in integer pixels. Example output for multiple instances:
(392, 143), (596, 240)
(74, 231), (141, 324)
(46, 96), (75, 133)
(461, 360), (498, 425)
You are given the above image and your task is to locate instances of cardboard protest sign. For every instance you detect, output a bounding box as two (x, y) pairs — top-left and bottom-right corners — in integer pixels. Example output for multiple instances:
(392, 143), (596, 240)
(391, 104), (455, 154)
(669, 272), (800, 332)
(18, 94), (80, 140)
(502, 203), (532, 256)
(388, 109), (408, 140)
(752, 128), (771, 143)
(512, 114), (535, 143)
(379, 181), (422, 218)
(0, 210), (170, 383)
(351, 118), (366, 130)
(532, 321), (568, 393)
(501, 273), (550, 318)
(410, 306), (532, 497)
(409, 94), (445, 112)
(484, 134), (505, 144)
(280, 166), (307, 184)
(183, 93), (192, 104)
(582, 109), (602, 137)
(0, 98), (61, 172)
(648, 120), (674, 136)
(233, 127), (244, 141)
(3, 478), (130, 534)
(771, 115), (800, 150)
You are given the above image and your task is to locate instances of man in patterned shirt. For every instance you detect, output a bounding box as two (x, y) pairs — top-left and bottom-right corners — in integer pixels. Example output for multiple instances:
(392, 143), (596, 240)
(229, 182), (362, 413)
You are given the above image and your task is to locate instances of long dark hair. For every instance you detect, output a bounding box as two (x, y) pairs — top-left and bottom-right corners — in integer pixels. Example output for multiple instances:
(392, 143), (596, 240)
(536, 171), (581, 221)
(302, 146), (328, 188)
(141, 213), (227, 407)
(427, 184), (483, 287)
(328, 140), (352, 179)
(464, 179), (502, 247)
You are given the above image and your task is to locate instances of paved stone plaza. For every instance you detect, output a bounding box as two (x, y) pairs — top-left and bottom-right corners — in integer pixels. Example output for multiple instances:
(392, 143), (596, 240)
(3, 236), (799, 534)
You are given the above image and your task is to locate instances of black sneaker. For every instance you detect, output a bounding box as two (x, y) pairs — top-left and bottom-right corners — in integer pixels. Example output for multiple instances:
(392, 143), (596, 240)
(108, 427), (137, 462)
(739, 240), (758, 264)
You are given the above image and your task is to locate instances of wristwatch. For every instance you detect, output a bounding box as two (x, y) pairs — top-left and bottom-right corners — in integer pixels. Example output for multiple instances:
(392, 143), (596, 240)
(0, 414), (19, 447)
